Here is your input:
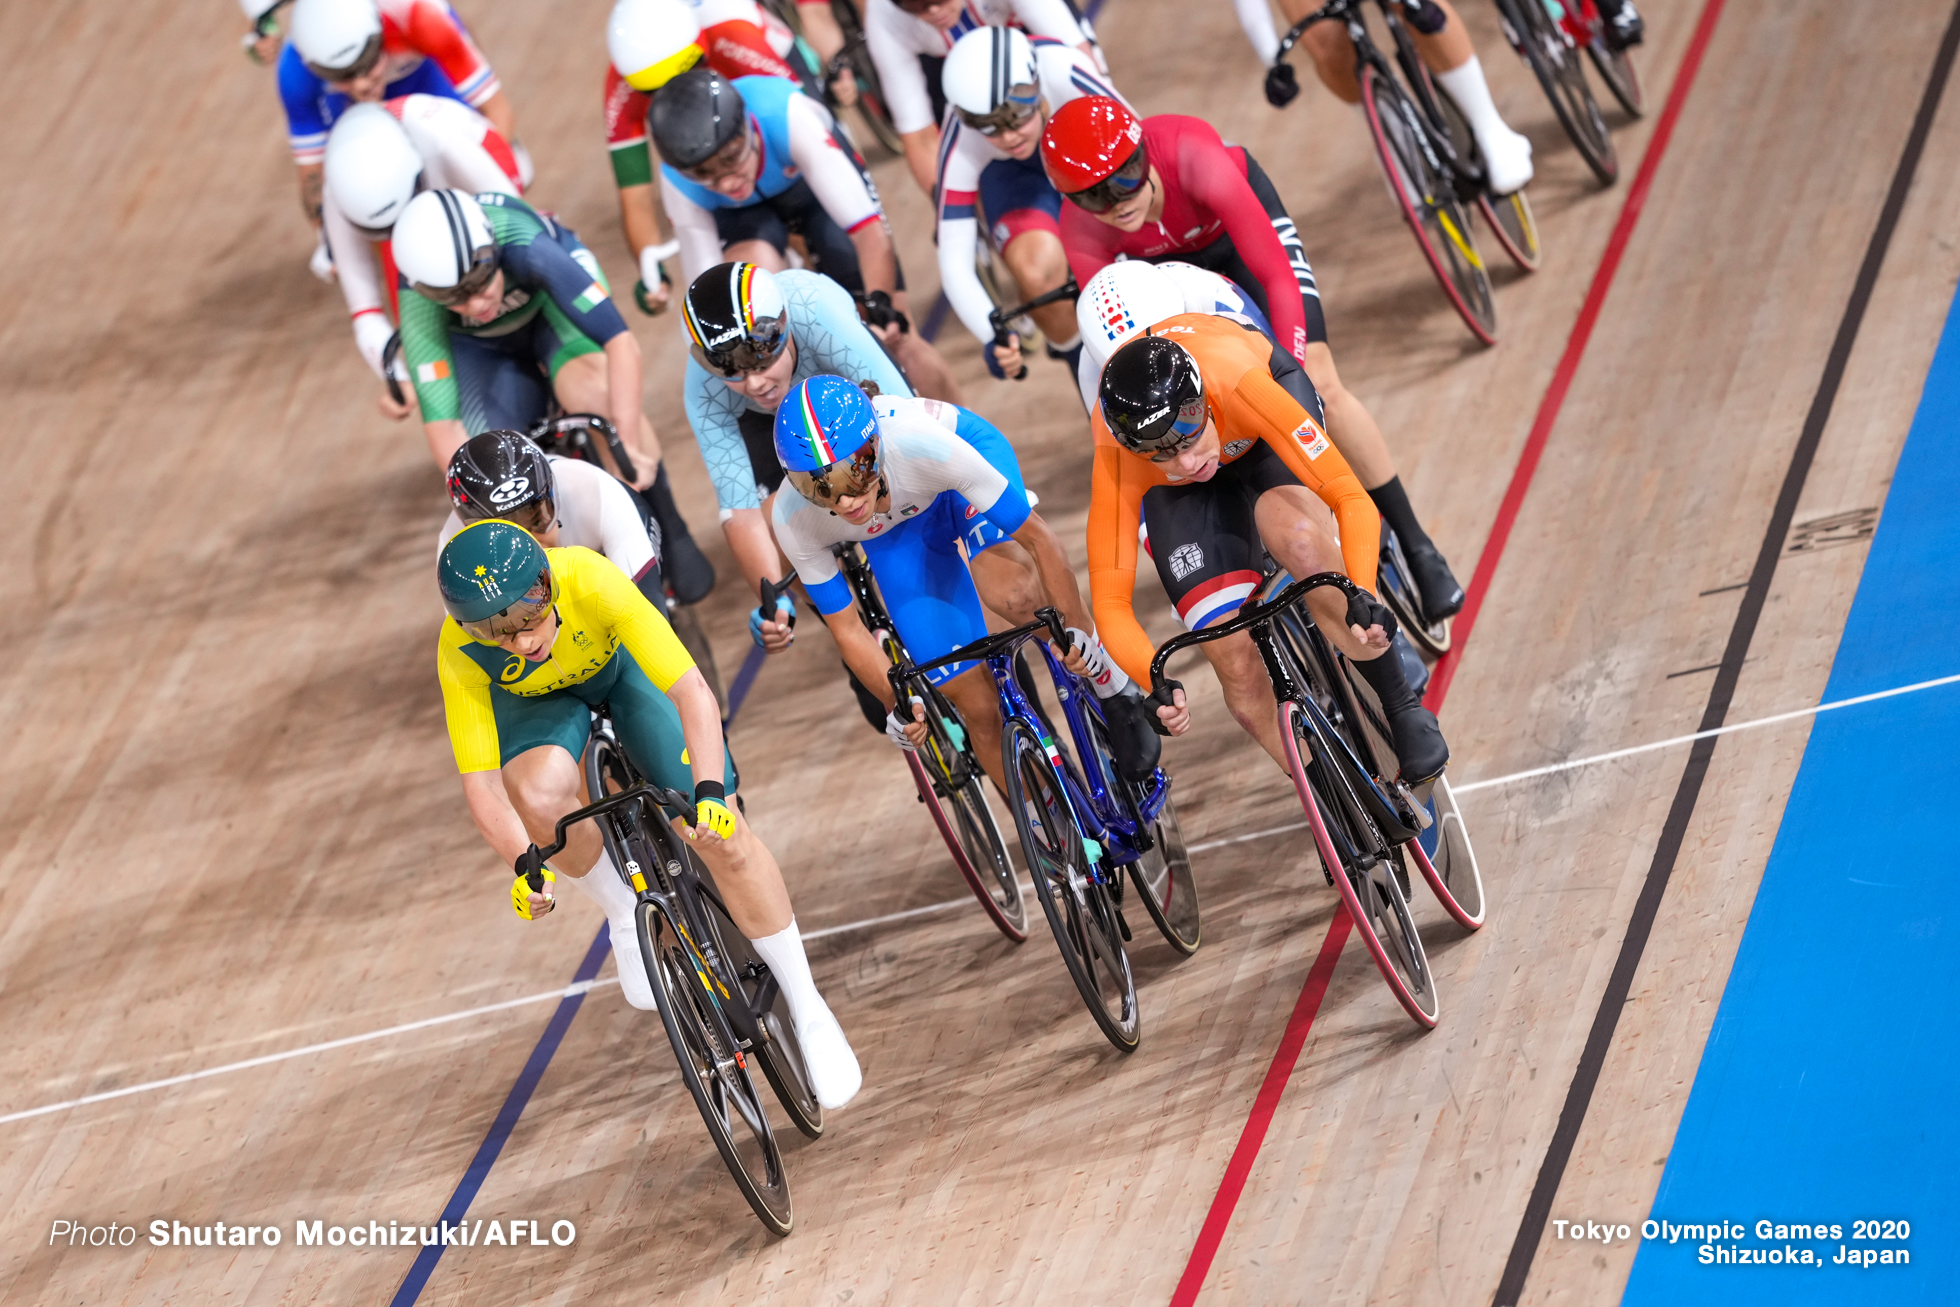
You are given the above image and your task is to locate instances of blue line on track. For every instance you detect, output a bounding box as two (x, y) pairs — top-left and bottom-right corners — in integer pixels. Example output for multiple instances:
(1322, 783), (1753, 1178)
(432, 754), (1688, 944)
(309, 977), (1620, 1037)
(1620, 287), (1960, 1303)
(723, 644), (768, 730)
(389, 926), (611, 1306)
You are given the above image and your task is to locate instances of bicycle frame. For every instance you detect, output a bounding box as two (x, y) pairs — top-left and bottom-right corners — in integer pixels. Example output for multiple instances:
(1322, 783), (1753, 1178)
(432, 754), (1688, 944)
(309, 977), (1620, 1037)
(906, 608), (1170, 878)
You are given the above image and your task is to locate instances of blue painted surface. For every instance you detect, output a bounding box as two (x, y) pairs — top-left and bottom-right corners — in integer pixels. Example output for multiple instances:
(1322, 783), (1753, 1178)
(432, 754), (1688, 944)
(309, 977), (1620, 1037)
(1620, 286), (1960, 1302)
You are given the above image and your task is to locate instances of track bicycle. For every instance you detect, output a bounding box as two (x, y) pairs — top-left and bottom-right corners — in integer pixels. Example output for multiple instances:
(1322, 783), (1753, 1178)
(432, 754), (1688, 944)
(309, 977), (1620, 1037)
(517, 708), (823, 1235)
(902, 607), (1202, 1052)
(1376, 526), (1454, 658)
(987, 280), (1080, 382)
(1147, 570), (1484, 1028)
(1489, 0), (1632, 184)
(1274, 0), (1541, 344)
(794, 551), (1030, 943)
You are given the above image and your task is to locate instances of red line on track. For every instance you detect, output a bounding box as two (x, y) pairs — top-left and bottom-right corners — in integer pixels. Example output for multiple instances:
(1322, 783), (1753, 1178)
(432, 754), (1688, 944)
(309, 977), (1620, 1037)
(1168, 3), (1733, 1300)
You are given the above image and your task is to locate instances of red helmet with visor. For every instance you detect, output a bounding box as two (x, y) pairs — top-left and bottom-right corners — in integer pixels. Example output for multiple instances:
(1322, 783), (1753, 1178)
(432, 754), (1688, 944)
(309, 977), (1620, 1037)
(1040, 97), (1149, 212)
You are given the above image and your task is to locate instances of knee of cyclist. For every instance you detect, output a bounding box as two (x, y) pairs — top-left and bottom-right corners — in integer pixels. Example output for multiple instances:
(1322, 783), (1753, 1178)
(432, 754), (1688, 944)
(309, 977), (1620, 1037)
(507, 773), (578, 832)
(1005, 233), (1069, 289)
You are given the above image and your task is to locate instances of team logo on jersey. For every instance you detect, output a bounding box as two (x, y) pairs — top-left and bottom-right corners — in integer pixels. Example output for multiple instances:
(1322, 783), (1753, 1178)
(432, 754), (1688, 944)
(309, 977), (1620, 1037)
(993, 219), (1012, 248)
(867, 521), (885, 535)
(899, 503), (921, 517)
(500, 654), (527, 683)
(489, 476), (532, 506)
(964, 504), (979, 518)
(1168, 543), (1204, 581)
(1221, 439), (1253, 459)
(573, 283), (609, 313)
(1291, 419), (1331, 460)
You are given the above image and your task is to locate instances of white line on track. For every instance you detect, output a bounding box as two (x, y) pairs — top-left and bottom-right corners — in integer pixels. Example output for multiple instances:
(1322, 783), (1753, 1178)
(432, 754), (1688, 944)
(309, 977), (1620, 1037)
(10, 671), (1954, 1127)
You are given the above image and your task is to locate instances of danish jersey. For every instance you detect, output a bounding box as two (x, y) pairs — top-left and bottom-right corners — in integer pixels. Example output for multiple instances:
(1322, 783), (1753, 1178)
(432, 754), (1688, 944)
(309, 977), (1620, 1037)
(1059, 114), (1311, 365)
(1086, 314), (1377, 684)
(863, 0), (1087, 134)
(603, 0), (798, 189)
(437, 547), (697, 773)
(324, 94), (522, 377)
(685, 270), (911, 514)
(278, 0), (499, 165)
(772, 394), (1032, 615)
(933, 39), (1122, 345)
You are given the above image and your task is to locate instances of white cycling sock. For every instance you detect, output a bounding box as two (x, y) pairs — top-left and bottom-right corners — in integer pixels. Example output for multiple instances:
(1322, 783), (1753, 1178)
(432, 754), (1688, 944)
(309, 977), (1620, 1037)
(748, 918), (831, 1032)
(1433, 56), (1515, 154)
(565, 848), (636, 925)
(564, 851), (656, 1011)
(1067, 627), (1132, 700)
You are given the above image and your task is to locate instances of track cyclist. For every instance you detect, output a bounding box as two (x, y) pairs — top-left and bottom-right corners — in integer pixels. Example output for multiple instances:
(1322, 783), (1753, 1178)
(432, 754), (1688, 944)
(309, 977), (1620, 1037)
(863, 0), (1101, 198)
(321, 97), (521, 397)
(763, 375), (1159, 784)
(933, 25), (1125, 382)
(1042, 96), (1465, 622)
(273, 0), (523, 247)
(603, 0), (802, 317)
(436, 519), (862, 1109)
(1089, 325), (1449, 785)
(1234, 0), (1532, 193)
(650, 66), (962, 401)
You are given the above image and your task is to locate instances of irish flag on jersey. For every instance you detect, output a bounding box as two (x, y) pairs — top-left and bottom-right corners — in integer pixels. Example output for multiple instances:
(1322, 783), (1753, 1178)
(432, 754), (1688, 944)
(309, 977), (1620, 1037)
(573, 283), (609, 313)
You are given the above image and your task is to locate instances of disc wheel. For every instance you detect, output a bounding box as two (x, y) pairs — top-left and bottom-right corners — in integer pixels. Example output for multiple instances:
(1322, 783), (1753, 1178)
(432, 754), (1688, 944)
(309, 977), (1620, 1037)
(1412, 773), (1486, 929)
(1377, 530), (1453, 659)
(1280, 701), (1439, 1028)
(1432, 75), (1543, 272)
(1503, 0), (1618, 184)
(1004, 718), (1140, 1051)
(1360, 64), (1498, 344)
(1083, 711), (1201, 956)
(638, 898), (795, 1234)
(1586, 35), (1645, 118)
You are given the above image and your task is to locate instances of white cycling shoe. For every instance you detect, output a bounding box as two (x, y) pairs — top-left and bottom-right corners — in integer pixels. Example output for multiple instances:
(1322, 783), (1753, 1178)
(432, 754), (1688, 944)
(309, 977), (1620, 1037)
(793, 1008), (863, 1109)
(1480, 126), (1535, 196)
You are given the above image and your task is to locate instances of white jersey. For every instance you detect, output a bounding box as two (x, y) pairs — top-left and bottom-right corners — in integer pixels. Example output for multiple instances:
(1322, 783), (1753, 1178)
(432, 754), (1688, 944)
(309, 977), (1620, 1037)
(934, 41), (1124, 346)
(661, 92), (884, 290)
(1075, 262), (1267, 411)
(863, 0), (1089, 135)
(771, 395), (1014, 612)
(437, 456), (659, 582)
(325, 94), (522, 378)
(693, 0), (798, 55)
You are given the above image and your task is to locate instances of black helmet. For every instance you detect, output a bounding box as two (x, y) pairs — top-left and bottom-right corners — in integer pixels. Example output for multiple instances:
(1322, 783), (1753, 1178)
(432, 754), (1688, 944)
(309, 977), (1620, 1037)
(447, 430), (556, 534)
(683, 262), (789, 376)
(1099, 333), (1207, 454)
(647, 67), (747, 170)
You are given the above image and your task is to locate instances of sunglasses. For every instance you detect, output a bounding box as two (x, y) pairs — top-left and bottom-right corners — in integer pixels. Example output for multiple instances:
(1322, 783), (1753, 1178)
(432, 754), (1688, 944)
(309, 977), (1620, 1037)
(414, 251), (499, 307)
(1144, 400), (1209, 461)
(790, 444), (881, 505)
(691, 318), (788, 378)
(956, 90), (1040, 137)
(304, 31), (384, 83)
(1065, 144), (1151, 214)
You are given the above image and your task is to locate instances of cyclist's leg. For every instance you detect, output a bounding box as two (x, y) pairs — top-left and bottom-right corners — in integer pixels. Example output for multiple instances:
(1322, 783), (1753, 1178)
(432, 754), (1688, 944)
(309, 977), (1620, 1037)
(1138, 475), (1294, 769)
(981, 155), (1079, 366)
(1284, 0), (1364, 102)
(1410, 0), (1533, 193)
(450, 326), (552, 440)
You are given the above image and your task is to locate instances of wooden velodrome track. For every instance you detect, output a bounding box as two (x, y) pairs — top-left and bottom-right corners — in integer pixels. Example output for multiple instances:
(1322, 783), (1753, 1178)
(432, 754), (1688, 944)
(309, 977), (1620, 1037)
(3, 0), (1957, 1301)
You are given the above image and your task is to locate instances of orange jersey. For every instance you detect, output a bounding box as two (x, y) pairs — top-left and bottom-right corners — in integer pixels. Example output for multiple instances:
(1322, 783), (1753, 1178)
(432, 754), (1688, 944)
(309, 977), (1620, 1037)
(1087, 314), (1379, 685)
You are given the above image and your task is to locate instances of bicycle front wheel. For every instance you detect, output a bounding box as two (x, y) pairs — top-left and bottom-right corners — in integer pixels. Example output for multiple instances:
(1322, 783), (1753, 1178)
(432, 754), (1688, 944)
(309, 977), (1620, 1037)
(639, 898), (796, 1234)
(906, 748), (1028, 942)
(1280, 700), (1440, 1027)
(1084, 710), (1201, 956)
(696, 877), (826, 1138)
(1361, 65), (1498, 344)
(1502, 0), (1618, 183)
(1412, 773), (1487, 929)
(1586, 34), (1645, 117)
(1004, 718), (1140, 1051)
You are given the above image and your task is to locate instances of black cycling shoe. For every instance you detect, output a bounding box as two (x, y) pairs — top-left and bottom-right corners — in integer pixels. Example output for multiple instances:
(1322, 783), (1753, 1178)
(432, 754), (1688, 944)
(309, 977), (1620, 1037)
(1101, 686), (1163, 784)
(1404, 542), (1465, 621)
(1601, 0), (1644, 50)
(661, 532), (717, 606)
(1387, 702), (1450, 785)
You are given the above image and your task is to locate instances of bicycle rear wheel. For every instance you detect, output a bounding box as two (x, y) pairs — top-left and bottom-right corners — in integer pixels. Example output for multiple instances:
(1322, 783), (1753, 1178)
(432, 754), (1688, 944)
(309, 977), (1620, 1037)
(1083, 710), (1200, 956)
(1501, 0), (1618, 184)
(1431, 72), (1543, 272)
(1279, 700), (1439, 1027)
(696, 876), (827, 1138)
(1412, 773), (1486, 929)
(638, 896), (796, 1233)
(1004, 718), (1140, 1051)
(1361, 65), (1498, 344)
(1377, 529), (1453, 658)
(1586, 35), (1645, 117)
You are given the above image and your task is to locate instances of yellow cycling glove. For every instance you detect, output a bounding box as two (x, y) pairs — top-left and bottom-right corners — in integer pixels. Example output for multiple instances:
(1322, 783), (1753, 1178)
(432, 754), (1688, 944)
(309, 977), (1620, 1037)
(512, 865), (556, 920)
(693, 781), (737, 840)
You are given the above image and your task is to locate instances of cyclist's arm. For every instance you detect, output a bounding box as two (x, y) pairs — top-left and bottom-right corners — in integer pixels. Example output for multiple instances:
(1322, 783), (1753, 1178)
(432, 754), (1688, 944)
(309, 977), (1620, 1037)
(660, 171), (727, 290)
(785, 95), (896, 296)
(401, 0), (504, 111)
(321, 194), (393, 376)
(1233, 0), (1282, 63)
(795, 272), (912, 395)
(1084, 437), (1157, 686)
(1014, 0), (1089, 45)
(1230, 369), (1380, 591)
(863, 6), (939, 195)
(565, 457), (659, 582)
(438, 633), (536, 862)
(408, 97), (524, 194)
(934, 142), (1002, 348)
(1178, 126), (1311, 362)
(399, 290), (466, 465)
(683, 362), (769, 514)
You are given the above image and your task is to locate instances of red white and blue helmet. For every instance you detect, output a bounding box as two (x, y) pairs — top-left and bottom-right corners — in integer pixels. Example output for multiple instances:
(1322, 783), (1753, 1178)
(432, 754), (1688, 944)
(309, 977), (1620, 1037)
(774, 375), (882, 503)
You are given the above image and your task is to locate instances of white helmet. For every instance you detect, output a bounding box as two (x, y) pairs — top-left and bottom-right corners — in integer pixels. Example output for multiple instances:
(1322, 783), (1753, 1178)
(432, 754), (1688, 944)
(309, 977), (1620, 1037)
(608, 0), (704, 92)
(1078, 260), (1188, 372)
(290, 0), (383, 80)
(1153, 260), (1251, 317)
(941, 26), (1039, 132)
(393, 190), (497, 302)
(239, 0), (287, 23)
(325, 104), (424, 232)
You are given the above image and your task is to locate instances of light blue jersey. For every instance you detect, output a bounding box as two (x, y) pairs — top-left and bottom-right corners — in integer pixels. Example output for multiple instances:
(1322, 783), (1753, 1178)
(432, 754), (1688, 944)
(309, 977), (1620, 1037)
(683, 269), (912, 513)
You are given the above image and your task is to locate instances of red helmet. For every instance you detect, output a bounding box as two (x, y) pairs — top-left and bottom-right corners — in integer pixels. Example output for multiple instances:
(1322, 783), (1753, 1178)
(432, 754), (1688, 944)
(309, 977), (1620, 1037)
(1040, 96), (1145, 195)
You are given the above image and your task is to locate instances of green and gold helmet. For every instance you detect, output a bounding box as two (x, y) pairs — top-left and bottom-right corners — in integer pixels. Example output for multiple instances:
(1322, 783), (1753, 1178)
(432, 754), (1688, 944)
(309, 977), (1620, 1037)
(438, 519), (555, 641)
